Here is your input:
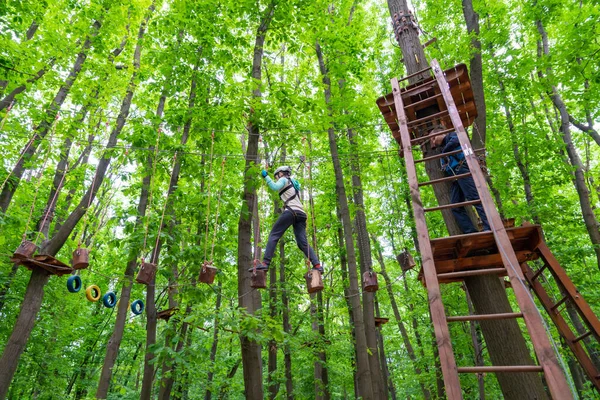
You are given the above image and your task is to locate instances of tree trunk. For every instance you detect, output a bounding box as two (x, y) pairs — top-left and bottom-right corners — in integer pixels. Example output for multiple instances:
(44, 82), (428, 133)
(371, 234), (431, 399)
(0, 63), (53, 111)
(157, 60), (199, 400)
(497, 78), (540, 224)
(95, 153), (152, 398)
(0, 269), (50, 397)
(203, 281), (223, 400)
(461, 0), (486, 149)
(36, 106), (89, 238)
(0, 19), (102, 213)
(280, 239), (294, 399)
(386, 1), (550, 397)
(316, 41), (373, 399)
(347, 126), (385, 397)
(237, 3), (276, 399)
(336, 212), (359, 398)
(374, 298), (395, 400)
(536, 19), (600, 269)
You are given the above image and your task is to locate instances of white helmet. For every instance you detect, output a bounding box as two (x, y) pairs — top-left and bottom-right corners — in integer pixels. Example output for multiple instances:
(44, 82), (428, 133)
(274, 166), (292, 177)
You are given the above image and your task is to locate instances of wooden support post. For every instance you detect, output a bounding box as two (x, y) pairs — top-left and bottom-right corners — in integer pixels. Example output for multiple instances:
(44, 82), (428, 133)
(391, 77), (463, 400)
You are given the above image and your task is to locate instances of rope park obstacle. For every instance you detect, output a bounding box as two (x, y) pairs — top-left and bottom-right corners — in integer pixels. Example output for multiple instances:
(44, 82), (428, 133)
(375, 51), (600, 397)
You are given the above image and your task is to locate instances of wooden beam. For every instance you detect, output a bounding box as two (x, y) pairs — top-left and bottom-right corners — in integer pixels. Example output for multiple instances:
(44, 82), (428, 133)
(434, 251), (536, 273)
(458, 366), (543, 373)
(447, 313), (523, 322)
(391, 77), (463, 400)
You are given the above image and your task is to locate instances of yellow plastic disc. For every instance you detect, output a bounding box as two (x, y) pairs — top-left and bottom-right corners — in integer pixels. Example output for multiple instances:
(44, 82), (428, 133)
(85, 285), (101, 302)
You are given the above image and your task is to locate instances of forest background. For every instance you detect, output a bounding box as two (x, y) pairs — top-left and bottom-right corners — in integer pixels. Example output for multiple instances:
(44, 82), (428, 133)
(0, 0), (599, 398)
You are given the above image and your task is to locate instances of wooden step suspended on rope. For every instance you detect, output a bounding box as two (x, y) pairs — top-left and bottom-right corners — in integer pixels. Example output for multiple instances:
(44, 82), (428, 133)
(362, 270), (379, 292)
(12, 240), (38, 260)
(396, 250), (416, 272)
(71, 246), (90, 270)
(199, 261), (218, 285)
(136, 260), (157, 285)
(250, 268), (267, 289)
(305, 270), (324, 294)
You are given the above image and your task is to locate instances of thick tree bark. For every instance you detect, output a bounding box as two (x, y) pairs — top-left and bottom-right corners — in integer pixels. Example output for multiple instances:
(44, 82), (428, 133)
(96, 153), (152, 398)
(279, 240), (294, 399)
(316, 41), (373, 399)
(497, 78), (540, 224)
(0, 19), (102, 213)
(347, 127), (385, 397)
(157, 59), (199, 400)
(0, 18), (112, 400)
(536, 19), (600, 269)
(461, 0), (486, 149)
(237, 3), (276, 399)
(336, 211), (359, 398)
(36, 106), (90, 238)
(386, 1), (550, 397)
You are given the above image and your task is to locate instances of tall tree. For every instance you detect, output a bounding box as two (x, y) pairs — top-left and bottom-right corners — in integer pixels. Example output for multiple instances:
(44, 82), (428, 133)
(385, 0), (550, 397)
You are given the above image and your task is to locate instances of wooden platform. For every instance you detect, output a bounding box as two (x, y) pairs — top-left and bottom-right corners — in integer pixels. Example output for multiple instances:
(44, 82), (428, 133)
(12, 254), (73, 276)
(376, 63), (477, 146)
(419, 225), (542, 285)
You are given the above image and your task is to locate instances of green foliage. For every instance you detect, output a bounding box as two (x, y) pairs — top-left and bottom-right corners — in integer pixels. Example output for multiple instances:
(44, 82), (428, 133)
(0, 0), (599, 398)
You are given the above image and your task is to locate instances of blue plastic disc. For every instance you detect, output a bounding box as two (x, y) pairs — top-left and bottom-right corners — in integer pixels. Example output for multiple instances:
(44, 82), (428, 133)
(67, 275), (82, 293)
(131, 299), (144, 315)
(102, 291), (117, 308)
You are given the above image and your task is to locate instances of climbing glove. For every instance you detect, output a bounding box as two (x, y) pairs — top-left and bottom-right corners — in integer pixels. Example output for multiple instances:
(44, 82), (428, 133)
(261, 169), (268, 178)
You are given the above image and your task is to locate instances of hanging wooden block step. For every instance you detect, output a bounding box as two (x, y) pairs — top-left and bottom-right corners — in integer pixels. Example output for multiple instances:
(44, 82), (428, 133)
(250, 270), (267, 289)
(305, 270), (324, 294)
(12, 240), (38, 261)
(374, 317), (390, 328)
(363, 271), (379, 292)
(136, 261), (157, 285)
(72, 247), (90, 270)
(199, 262), (218, 285)
(397, 251), (416, 272)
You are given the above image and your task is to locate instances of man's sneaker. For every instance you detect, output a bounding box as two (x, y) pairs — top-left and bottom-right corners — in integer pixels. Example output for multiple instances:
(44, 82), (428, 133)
(248, 261), (269, 273)
(312, 264), (323, 274)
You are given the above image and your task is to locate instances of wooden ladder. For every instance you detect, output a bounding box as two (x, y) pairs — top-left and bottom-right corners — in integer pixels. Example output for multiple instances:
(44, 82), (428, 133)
(390, 59), (573, 399)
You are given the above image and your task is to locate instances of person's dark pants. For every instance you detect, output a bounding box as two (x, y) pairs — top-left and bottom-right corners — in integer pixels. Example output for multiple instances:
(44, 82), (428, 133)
(450, 164), (491, 234)
(263, 209), (320, 267)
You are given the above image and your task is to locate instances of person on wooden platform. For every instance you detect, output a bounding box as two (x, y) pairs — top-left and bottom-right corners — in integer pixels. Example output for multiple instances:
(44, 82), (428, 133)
(430, 127), (490, 234)
(250, 165), (323, 274)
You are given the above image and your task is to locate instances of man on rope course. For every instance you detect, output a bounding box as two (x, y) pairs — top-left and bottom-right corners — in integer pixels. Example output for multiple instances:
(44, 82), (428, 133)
(250, 165), (323, 274)
(430, 126), (490, 234)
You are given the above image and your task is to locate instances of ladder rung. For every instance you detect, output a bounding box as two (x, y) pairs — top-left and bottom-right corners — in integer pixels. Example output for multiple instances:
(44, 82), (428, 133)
(398, 66), (433, 83)
(447, 312), (523, 322)
(407, 109), (449, 127)
(437, 268), (506, 280)
(457, 366), (543, 373)
(418, 172), (471, 187)
(573, 331), (593, 343)
(530, 264), (548, 281)
(424, 199), (481, 213)
(415, 147), (485, 164)
(404, 92), (443, 110)
(551, 296), (568, 311)
(410, 127), (455, 145)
